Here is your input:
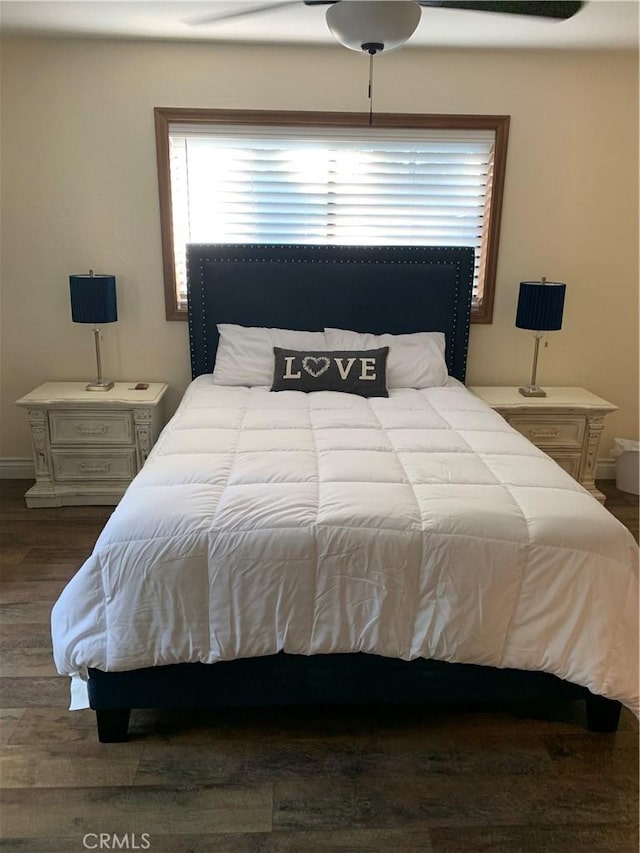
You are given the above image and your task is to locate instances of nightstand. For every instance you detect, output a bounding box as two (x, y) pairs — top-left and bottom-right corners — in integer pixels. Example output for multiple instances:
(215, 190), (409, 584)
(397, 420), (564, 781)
(468, 386), (617, 504)
(16, 381), (169, 507)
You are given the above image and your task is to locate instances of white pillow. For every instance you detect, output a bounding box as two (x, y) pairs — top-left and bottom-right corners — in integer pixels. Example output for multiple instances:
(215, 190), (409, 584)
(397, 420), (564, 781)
(212, 324), (327, 386)
(324, 329), (447, 388)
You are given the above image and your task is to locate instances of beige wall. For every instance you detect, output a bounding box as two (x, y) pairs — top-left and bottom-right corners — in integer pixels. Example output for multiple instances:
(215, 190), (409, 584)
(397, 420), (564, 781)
(1, 37), (638, 463)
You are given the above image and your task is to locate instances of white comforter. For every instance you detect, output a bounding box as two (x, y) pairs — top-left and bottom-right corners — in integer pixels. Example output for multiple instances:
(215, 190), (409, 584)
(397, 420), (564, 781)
(52, 376), (639, 712)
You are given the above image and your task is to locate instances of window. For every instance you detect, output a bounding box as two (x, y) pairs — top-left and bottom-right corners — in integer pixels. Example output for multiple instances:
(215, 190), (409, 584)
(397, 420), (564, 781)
(155, 109), (509, 323)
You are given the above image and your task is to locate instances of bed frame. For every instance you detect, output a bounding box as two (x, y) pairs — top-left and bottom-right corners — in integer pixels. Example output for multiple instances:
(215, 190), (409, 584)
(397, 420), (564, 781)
(88, 243), (621, 741)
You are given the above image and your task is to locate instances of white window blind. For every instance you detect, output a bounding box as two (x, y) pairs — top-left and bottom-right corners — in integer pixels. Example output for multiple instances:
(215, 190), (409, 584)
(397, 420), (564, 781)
(168, 123), (496, 311)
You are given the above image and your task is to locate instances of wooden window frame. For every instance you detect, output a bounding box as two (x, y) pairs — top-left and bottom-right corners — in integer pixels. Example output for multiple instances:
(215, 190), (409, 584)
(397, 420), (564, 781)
(155, 107), (509, 323)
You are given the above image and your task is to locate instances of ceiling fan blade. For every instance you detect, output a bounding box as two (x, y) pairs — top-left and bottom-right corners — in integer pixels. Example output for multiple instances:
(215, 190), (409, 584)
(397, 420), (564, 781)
(189, 0), (584, 30)
(418, 1), (584, 19)
(187, 2), (299, 27)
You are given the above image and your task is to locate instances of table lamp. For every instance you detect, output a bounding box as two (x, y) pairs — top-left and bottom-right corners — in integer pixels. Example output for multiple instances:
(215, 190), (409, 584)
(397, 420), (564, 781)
(516, 277), (566, 397)
(69, 270), (117, 391)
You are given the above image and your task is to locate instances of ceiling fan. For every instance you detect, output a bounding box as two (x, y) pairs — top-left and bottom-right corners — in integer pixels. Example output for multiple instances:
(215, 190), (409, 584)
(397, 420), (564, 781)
(188, 1), (585, 53)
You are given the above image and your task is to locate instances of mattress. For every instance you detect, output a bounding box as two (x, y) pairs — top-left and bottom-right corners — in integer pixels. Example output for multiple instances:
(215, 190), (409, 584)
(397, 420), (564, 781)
(51, 376), (639, 713)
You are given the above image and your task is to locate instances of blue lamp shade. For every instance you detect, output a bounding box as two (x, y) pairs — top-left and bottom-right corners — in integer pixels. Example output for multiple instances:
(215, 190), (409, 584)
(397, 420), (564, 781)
(70, 274), (117, 324)
(516, 281), (566, 331)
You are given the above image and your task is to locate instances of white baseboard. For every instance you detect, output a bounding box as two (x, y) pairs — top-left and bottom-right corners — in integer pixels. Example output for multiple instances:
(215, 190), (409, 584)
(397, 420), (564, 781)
(596, 459), (616, 481)
(0, 458), (34, 479)
(0, 456), (618, 482)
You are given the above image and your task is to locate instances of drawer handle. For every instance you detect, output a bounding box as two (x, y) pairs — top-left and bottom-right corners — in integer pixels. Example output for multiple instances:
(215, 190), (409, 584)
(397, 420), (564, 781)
(79, 462), (111, 474)
(75, 424), (109, 436)
(529, 428), (561, 440)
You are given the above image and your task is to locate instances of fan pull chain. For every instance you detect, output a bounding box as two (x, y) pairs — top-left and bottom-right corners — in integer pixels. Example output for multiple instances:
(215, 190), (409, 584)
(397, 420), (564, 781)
(362, 44), (383, 125)
(368, 51), (374, 125)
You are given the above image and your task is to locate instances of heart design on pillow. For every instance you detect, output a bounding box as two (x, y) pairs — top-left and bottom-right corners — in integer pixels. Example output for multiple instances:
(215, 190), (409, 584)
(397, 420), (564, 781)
(302, 356), (330, 378)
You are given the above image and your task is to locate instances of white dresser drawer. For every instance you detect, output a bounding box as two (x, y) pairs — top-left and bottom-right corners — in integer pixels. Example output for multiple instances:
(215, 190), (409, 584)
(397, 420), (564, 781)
(506, 415), (585, 449)
(51, 449), (137, 481)
(49, 411), (133, 445)
(546, 452), (583, 480)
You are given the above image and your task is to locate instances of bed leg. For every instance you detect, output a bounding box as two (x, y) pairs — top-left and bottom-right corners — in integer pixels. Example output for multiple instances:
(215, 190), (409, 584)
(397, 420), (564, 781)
(585, 695), (621, 732)
(96, 709), (131, 743)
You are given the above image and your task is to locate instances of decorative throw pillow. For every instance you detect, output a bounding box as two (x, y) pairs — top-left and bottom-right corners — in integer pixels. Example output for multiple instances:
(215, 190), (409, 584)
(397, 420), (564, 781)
(272, 347), (389, 398)
(324, 328), (447, 389)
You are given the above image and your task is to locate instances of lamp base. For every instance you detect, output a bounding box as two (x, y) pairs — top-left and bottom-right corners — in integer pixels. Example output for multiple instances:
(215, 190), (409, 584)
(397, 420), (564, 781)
(519, 385), (547, 398)
(86, 379), (114, 392)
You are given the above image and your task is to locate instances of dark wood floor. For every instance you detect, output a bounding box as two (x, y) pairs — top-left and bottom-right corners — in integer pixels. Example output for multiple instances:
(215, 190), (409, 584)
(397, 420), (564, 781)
(0, 478), (637, 852)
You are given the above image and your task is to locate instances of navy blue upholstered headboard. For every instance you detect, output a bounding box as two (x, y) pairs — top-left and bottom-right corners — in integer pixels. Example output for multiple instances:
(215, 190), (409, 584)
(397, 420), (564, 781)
(187, 244), (474, 383)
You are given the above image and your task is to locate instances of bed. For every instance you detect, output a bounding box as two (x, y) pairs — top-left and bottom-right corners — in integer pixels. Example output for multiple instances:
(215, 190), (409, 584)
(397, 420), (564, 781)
(51, 244), (639, 742)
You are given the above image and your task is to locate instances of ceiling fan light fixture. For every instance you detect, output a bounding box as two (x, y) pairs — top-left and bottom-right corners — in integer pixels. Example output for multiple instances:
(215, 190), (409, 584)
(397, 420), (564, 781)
(326, 0), (422, 53)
